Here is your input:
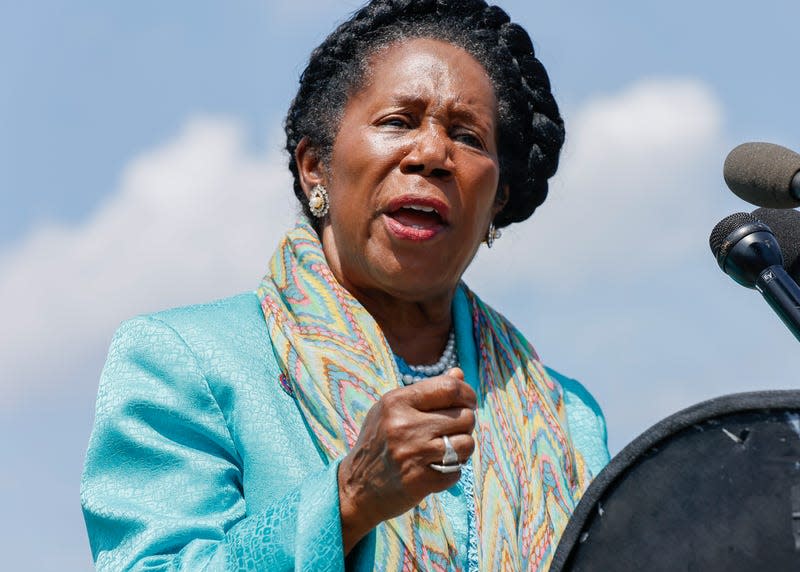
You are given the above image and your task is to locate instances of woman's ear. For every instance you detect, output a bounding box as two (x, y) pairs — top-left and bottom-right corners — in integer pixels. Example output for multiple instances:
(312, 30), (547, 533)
(492, 183), (510, 218)
(295, 137), (327, 199)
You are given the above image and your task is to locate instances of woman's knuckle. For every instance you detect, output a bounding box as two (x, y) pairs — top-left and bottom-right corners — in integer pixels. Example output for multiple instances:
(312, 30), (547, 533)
(381, 389), (400, 407)
(384, 415), (410, 438)
(464, 408), (476, 427)
(440, 377), (459, 395)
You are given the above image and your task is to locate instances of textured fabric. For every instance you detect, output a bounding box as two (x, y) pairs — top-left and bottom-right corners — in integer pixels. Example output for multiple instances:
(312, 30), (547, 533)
(255, 220), (594, 571)
(467, 292), (593, 570)
(81, 308), (348, 571)
(548, 368), (610, 477)
(81, 291), (608, 571)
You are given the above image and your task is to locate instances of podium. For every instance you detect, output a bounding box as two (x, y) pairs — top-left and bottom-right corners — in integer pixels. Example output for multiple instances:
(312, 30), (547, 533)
(551, 391), (800, 571)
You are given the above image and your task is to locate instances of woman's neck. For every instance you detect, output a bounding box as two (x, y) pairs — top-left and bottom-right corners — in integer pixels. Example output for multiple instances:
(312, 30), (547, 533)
(318, 225), (457, 364)
(352, 288), (454, 365)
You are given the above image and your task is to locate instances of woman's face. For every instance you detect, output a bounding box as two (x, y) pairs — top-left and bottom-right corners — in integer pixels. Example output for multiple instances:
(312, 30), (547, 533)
(307, 38), (504, 303)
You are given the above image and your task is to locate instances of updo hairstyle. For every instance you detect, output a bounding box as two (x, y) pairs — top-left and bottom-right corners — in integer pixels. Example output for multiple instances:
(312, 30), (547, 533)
(285, 0), (565, 228)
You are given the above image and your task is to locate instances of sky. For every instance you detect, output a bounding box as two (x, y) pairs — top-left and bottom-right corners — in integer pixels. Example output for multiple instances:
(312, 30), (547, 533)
(3, 1), (800, 569)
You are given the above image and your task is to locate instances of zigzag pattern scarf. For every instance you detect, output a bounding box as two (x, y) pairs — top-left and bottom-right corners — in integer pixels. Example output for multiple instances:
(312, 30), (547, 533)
(257, 220), (589, 571)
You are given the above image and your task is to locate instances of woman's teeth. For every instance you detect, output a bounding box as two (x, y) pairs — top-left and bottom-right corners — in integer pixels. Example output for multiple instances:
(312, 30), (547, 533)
(405, 204), (437, 214)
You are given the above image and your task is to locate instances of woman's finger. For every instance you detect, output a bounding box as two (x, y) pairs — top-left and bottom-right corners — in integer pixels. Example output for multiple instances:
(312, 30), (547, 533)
(421, 406), (476, 435)
(403, 373), (477, 412)
(427, 432), (476, 465)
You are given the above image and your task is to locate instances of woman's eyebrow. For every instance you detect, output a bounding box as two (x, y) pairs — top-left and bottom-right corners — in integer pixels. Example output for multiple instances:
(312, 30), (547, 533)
(382, 93), (428, 109)
(448, 106), (494, 129)
(381, 94), (494, 126)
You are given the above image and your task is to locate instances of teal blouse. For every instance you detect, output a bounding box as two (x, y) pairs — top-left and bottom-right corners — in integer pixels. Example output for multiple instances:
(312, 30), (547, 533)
(81, 290), (609, 571)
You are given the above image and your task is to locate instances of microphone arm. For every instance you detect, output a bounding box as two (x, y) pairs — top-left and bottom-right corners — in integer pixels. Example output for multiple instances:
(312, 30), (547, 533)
(754, 265), (800, 343)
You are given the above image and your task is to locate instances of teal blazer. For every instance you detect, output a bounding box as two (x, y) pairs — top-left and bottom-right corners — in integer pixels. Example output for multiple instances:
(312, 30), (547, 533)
(81, 291), (609, 570)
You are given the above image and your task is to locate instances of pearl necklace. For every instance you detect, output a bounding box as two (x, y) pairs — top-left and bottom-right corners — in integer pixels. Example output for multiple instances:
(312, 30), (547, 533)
(396, 330), (458, 385)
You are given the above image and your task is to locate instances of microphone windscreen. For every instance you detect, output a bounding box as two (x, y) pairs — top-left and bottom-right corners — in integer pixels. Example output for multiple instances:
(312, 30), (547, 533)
(724, 142), (800, 208)
(752, 207), (800, 282)
(709, 211), (758, 258)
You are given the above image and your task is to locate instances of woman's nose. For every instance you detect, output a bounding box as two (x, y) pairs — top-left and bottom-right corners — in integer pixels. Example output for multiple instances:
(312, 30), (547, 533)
(400, 124), (453, 179)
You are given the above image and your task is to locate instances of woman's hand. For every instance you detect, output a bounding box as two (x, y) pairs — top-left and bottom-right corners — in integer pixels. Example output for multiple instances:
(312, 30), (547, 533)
(337, 367), (477, 553)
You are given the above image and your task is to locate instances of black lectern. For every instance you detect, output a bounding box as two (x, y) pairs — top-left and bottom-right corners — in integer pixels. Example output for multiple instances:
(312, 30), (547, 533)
(551, 391), (800, 572)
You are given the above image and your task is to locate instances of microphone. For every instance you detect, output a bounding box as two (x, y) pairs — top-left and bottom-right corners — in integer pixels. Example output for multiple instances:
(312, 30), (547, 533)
(750, 207), (800, 283)
(709, 211), (800, 342)
(723, 142), (800, 208)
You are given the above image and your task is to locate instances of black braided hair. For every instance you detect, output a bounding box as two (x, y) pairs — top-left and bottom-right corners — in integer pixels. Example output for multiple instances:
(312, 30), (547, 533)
(285, 0), (564, 228)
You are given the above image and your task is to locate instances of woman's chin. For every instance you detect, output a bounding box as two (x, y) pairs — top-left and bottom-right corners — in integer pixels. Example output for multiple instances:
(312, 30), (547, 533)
(363, 224), (476, 300)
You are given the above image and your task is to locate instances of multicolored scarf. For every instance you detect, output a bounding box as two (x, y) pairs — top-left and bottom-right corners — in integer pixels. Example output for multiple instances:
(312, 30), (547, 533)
(257, 220), (589, 571)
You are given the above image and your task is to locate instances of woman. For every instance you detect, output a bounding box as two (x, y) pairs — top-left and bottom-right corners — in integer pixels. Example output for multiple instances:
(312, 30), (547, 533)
(81, 0), (609, 570)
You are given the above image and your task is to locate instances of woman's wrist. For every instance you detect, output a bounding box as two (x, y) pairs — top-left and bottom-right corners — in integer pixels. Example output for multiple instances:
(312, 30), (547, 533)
(338, 454), (378, 554)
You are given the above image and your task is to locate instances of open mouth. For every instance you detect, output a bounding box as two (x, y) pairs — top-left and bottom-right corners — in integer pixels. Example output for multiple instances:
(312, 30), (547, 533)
(387, 204), (445, 229)
(384, 201), (448, 241)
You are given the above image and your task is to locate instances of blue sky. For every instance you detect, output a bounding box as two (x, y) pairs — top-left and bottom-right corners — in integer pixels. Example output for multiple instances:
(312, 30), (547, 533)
(3, 1), (800, 569)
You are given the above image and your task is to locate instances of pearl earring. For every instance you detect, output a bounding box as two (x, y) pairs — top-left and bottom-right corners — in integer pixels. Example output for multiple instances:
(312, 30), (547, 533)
(485, 222), (502, 248)
(308, 184), (329, 218)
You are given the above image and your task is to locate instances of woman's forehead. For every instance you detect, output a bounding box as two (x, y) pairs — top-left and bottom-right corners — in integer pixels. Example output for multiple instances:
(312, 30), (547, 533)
(354, 38), (497, 113)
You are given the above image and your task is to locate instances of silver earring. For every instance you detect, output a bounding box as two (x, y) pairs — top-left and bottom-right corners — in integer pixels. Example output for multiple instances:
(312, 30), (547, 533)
(485, 223), (502, 248)
(308, 184), (329, 218)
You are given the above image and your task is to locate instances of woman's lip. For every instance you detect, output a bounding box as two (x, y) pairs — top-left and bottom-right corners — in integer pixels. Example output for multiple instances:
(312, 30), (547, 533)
(383, 195), (450, 223)
(382, 213), (445, 241)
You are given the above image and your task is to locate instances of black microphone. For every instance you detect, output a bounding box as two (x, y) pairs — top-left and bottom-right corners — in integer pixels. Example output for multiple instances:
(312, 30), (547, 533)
(750, 207), (800, 283)
(724, 142), (800, 208)
(709, 211), (800, 342)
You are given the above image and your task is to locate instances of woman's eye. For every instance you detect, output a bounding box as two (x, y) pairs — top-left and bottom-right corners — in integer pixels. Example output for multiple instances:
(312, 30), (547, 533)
(454, 131), (484, 149)
(382, 117), (410, 128)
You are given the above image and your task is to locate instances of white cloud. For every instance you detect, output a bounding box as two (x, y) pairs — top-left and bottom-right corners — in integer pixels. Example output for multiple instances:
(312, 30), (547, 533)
(466, 78), (726, 294)
(0, 117), (296, 406)
(5, 79), (798, 454)
(0, 79), (731, 414)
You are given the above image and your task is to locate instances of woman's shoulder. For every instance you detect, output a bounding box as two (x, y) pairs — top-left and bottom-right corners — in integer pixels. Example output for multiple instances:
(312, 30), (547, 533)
(108, 291), (273, 379)
(545, 366), (610, 476)
(116, 291), (263, 344)
(545, 367), (604, 418)
(142, 291), (263, 331)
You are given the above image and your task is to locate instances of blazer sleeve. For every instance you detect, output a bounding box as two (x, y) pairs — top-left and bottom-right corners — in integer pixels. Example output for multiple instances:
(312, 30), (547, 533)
(81, 316), (346, 571)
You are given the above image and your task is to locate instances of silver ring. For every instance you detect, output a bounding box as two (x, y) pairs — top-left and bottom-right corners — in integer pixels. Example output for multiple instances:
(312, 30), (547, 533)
(429, 462), (463, 474)
(442, 435), (459, 465)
